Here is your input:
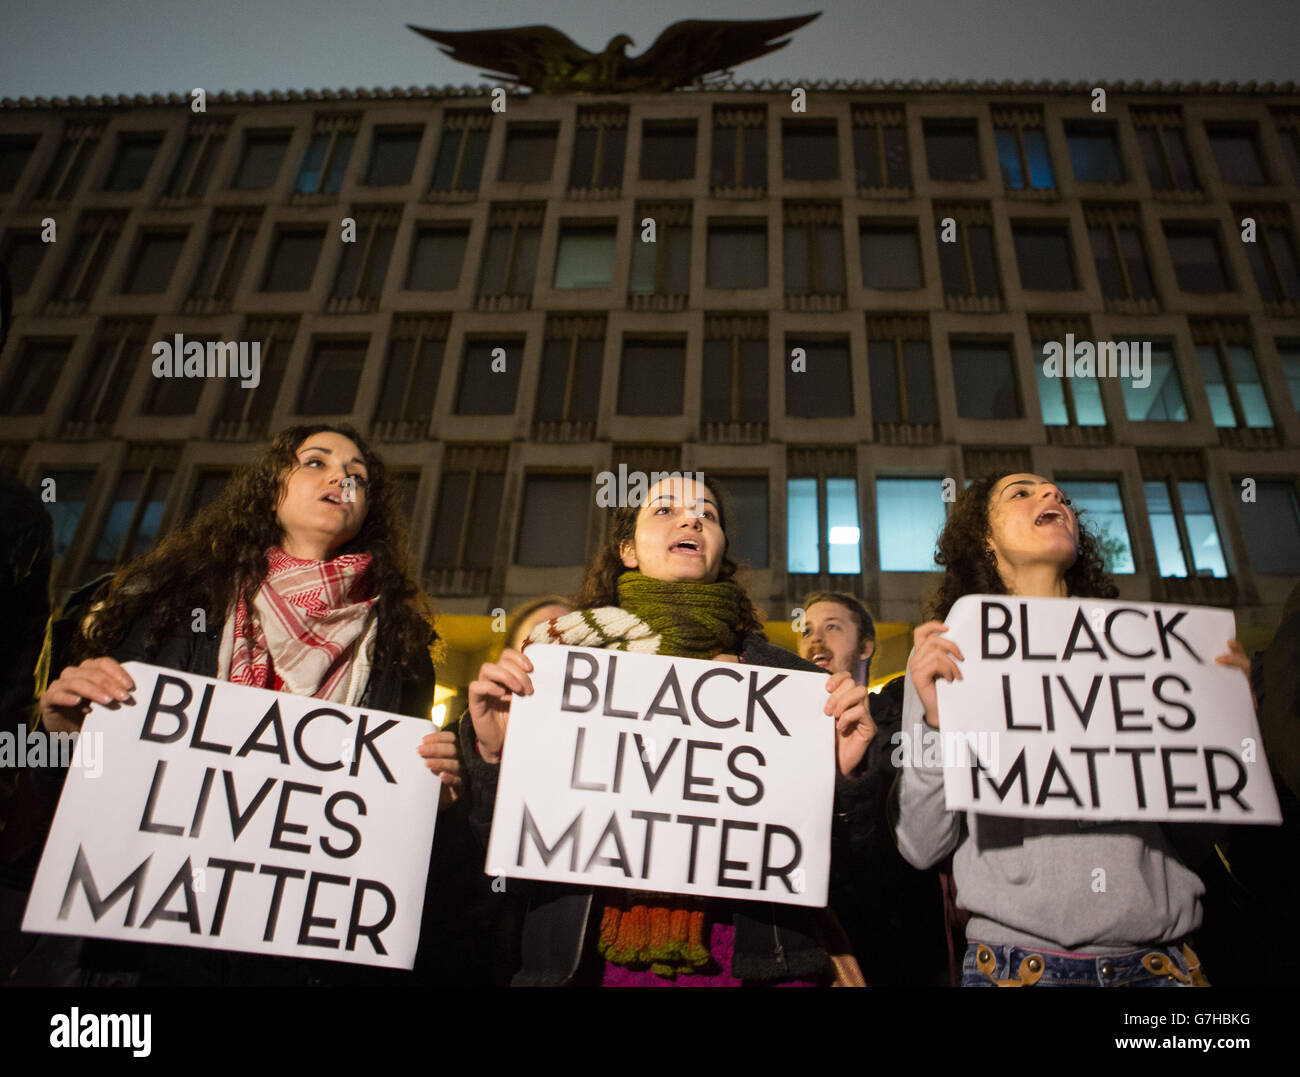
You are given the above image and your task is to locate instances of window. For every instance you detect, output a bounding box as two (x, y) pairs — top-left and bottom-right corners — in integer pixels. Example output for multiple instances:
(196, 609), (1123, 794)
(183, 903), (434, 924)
(296, 339), (368, 414)
(706, 221), (767, 289)
(640, 121), (696, 181)
(164, 122), (227, 198)
(190, 210), (258, 302)
(374, 320), (445, 429)
(1143, 479), (1227, 578)
(923, 120), (982, 182)
(1056, 478), (1135, 573)
(994, 112), (1054, 190)
(213, 316), (294, 437)
(852, 107), (909, 189)
(188, 469), (233, 516)
(570, 107), (627, 190)
(516, 475), (590, 566)
(1194, 332), (1272, 428)
(261, 227), (325, 292)
(1122, 341), (1187, 421)
(142, 339), (208, 416)
(430, 111), (490, 193)
(65, 320), (147, 430)
(1031, 330), (1105, 427)
(1085, 206), (1156, 301)
(788, 475), (861, 574)
(617, 338), (685, 416)
(364, 126), (422, 186)
(122, 230), (186, 294)
(0, 136), (39, 193)
(712, 106), (767, 190)
(500, 123), (557, 184)
(867, 320), (937, 425)
(935, 207), (1000, 298)
(784, 205), (844, 295)
(875, 477), (946, 572)
(1241, 206), (1300, 302)
(1279, 339), (1300, 411)
(536, 329), (603, 426)
(101, 132), (162, 192)
(554, 223), (616, 289)
(38, 469), (94, 559)
(1132, 109), (1197, 191)
(785, 338), (853, 418)
(702, 328), (767, 425)
(1, 230), (47, 295)
(1012, 222), (1078, 291)
(949, 339), (1021, 420)
(860, 221), (923, 289)
(455, 339), (523, 415)
(478, 207), (542, 298)
(0, 339), (71, 416)
(1164, 222), (1232, 293)
(783, 120), (838, 181)
(331, 209), (397, 301)
(426, 462), (505, 574)
(50, 212), (123, 302)
(35, 124), (102, 201)
(84, 464), (174, 576)
(1206, 123), (1268, 186)
(294, 116), (356, 194)
(714, 475), (769, 569)
(629, 206), (691, 297)
(1235, 479), (1300, 575)
(231, 130), (289, 190)
(1066, 122), (1125, 184)
(1276, 111), (1300, 183)
(406, 224), (468, 291)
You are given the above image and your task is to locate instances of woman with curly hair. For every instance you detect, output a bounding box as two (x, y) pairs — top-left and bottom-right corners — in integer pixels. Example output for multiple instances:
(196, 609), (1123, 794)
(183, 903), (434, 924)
(893, 472), (1251, 987)
(461, 474), (872, 986)
(34, 424), (457, 985)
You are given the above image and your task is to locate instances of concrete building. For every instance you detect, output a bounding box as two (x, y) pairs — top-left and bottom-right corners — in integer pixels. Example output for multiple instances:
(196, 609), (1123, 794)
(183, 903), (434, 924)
(2, 76), (1298, 702)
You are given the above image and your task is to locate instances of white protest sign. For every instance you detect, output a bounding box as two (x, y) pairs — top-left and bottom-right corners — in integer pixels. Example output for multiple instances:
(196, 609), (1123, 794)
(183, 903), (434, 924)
(933, 596), (1281, 824)
(485, 646), (835, 906)
(24, 662), (439, 969)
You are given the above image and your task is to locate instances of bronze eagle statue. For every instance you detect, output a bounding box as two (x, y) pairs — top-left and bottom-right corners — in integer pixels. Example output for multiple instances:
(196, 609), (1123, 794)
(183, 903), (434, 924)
(407, 14), (821, 93)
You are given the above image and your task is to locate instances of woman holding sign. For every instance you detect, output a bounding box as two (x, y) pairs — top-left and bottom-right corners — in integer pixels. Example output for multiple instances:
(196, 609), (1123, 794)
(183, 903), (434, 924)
(33, 424), (461, 986)
(462, 475), (872, 986)
(893, 472), (1251, 987)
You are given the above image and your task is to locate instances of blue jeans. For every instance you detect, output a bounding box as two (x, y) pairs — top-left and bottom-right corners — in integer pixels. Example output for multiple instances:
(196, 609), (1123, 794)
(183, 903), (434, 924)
(961, 940), (1206, 987)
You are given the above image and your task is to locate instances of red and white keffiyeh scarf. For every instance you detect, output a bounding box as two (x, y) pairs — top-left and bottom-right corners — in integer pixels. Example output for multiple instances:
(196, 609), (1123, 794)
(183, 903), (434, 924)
(216, 546), (378, 704)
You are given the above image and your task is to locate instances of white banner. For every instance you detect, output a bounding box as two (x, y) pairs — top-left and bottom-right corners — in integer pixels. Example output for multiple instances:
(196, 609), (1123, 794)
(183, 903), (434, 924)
(933, 596), (1281, 824)
(486, 646), (835, 906)
(24, 662), (439, 969)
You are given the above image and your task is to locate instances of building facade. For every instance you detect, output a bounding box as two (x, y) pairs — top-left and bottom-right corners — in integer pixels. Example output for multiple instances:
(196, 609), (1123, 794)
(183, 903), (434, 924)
(2, 77), (1299, 692)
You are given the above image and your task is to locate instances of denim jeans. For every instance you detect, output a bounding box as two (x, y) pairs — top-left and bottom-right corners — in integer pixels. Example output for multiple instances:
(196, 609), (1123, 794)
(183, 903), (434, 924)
(961, 940), (1206, 987)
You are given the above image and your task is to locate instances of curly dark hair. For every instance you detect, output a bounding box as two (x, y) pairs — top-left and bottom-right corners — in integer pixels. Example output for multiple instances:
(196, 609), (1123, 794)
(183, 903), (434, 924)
(572, 475), (765, 639)
(927, 472), (1119, 621)
(75, 423), (437, 673)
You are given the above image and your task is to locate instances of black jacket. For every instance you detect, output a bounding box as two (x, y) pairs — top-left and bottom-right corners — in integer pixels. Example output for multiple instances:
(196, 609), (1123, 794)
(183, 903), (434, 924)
(458, 634), (860, 986)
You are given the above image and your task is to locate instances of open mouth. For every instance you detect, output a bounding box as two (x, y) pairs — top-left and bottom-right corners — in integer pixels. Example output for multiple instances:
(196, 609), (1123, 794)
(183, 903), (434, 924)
(669, 538), (701, 555)
(320, 492), (345, 505)
(810, 653), (831, 669)
(1035, 508), (1068, 527)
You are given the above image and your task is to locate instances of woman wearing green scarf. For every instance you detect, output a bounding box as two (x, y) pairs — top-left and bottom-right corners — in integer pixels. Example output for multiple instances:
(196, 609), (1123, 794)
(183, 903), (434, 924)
(459, 475), (872, 986)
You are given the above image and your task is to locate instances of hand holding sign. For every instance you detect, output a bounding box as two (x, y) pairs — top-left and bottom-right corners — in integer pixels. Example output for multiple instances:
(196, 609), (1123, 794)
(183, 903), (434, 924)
(909, 622), (965, 728)
(825, 671), (875, 775)
(468, 647), (534, 763)
(40, 657), (137, 736)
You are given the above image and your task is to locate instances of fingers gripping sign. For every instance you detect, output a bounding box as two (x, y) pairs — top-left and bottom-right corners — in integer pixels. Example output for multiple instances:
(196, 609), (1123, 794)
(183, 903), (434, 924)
(909, 622), (965, 729)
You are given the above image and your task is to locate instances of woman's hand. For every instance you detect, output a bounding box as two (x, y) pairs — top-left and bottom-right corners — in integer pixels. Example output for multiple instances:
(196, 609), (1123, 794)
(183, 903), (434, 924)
(824, 671), (874, 776)
(468, 647), (534, 764)
(417, 729), (462, 811)
(910, 621), (964, 730)
(39, 657), (135, 735)
(1215, 638), (1256, 712)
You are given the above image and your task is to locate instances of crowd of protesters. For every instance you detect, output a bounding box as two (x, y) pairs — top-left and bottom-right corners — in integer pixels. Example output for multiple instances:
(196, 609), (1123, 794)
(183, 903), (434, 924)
(1, 420), (1297, 987)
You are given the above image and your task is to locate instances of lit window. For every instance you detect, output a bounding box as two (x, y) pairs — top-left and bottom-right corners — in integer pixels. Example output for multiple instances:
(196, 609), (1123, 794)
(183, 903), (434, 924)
(876, 478), (946, 572)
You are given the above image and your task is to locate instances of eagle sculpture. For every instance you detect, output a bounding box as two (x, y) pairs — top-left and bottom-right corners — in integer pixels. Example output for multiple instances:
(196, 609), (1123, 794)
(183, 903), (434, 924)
(407, 14), (821, 93)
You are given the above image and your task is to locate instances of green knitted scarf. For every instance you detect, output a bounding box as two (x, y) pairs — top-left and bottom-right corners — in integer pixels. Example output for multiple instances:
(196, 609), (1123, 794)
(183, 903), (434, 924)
(615, 571), (746, 659)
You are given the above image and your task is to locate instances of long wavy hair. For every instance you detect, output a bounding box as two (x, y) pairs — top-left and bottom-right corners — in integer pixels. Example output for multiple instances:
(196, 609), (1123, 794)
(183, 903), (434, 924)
(75, 423), (437, 673)
(572, 476), (765, 639)
(927, 472), (1119, 621)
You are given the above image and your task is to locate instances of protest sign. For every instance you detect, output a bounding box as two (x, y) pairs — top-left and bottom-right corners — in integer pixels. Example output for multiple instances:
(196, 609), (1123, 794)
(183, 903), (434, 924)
(23, 662), (439, 969)
(485, 645), (835, 907)
(933, 596), (1281, 824)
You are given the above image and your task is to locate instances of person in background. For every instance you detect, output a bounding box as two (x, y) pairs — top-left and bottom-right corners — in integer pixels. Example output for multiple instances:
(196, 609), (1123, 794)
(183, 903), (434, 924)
(503, 594), (573, 655)
(799, 592), (951, 986)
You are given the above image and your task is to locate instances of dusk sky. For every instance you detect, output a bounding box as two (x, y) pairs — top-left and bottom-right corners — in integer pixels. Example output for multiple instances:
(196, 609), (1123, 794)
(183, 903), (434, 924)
(2, 0), (1298, 99)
